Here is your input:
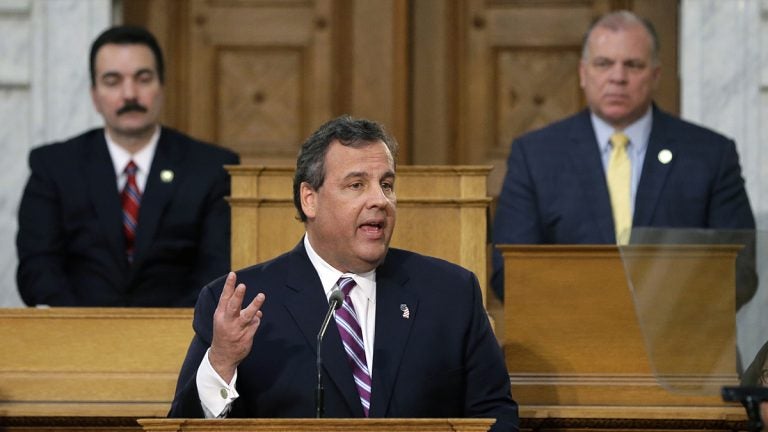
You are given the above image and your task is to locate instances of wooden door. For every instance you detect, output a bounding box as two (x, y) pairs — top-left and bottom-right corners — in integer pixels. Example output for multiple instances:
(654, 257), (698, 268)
(185, 0), (334, 165)
(124, 0), (408, 165)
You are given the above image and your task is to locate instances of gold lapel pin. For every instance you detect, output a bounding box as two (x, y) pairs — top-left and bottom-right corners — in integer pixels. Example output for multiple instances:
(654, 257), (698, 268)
(160, 170), (174, 183)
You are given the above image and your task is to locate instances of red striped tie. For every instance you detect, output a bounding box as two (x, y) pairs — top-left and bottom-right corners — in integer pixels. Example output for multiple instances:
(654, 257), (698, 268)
(334, 277), (372, 416)
(121, 161), (141, 262)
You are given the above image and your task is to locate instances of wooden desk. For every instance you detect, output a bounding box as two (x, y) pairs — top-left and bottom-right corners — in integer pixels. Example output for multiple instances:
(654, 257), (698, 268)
(0, 307), (193, 419)
(499, 244), (748, 430)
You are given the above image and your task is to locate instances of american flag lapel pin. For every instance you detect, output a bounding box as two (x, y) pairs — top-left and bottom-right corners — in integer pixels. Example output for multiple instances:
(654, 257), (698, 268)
(400, 304), (410, 319)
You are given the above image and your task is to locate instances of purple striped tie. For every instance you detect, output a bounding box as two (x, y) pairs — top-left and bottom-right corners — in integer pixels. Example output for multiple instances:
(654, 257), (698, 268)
(334, 277), (371, 416)
(121, 161), (141, 262)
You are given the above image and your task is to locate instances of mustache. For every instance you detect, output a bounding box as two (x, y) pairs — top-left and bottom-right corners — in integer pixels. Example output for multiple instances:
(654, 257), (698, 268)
(117, 101), (148, 115)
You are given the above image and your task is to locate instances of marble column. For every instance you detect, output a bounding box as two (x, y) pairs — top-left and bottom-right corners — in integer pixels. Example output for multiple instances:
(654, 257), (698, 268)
(681, 0), (768, 370)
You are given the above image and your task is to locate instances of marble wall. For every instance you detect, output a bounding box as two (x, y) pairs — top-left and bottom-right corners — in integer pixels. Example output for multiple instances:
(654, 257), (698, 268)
(0, 0), (109, 306)
(680, 0), (768, 370)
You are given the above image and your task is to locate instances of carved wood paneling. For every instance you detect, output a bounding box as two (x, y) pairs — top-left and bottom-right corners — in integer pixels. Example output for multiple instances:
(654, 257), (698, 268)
(124, 0), (409, 165)
(493, 48), (582, 159)
(462, 0), (600, 196)
(216, 47), (304, 160)
(126, 1), (677, 177)
(185, 0), (333, 165)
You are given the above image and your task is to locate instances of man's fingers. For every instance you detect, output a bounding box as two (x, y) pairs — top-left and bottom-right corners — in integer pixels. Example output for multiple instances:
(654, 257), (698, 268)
(216, 272), (264, 325)
(240, 293), (266, 323)
(250, 292), (266, 310)
(216, 272), (237, 311)
(226, 283), (247, 315)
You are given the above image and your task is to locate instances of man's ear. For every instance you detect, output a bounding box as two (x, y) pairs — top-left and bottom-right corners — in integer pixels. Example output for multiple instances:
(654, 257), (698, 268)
(578, 60), (587, 89)
(90, 86), (101, 114)
(300, 182), (317, 219)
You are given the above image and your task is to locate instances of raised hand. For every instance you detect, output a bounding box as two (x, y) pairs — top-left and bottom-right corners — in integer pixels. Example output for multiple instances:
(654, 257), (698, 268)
(208, 271), (265, 382)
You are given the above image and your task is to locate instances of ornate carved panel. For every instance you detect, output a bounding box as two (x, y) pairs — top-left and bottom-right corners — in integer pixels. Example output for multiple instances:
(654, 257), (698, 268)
(217, 48), (304, 159)
(493, 49), (582, 159)
(125, 0), (409, 164)
(184, 0), (333, 164)
(462, 0), (601, 195)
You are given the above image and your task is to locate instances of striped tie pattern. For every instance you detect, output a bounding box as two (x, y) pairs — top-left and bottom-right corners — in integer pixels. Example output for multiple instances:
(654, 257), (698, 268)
(607, 131), (632, 245)
(334, 277), (371, 416)
(121, 161), (141, 262)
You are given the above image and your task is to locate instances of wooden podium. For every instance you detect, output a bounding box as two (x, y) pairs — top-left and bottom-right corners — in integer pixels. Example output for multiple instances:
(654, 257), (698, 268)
(499, 245), (747, 428)
(138, 418), (495, 431)
(227, 165), (492, 303)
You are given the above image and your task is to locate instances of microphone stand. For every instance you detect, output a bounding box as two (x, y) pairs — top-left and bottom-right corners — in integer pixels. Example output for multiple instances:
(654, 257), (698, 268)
(722, 386), (768, 432)
(316, 290), (344, 418)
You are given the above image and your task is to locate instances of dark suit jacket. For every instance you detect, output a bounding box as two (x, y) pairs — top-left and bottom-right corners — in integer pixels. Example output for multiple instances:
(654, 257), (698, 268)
(491, 106), (755, 300)
(16, 127), (240, 307)
(169, 242), (519, 431)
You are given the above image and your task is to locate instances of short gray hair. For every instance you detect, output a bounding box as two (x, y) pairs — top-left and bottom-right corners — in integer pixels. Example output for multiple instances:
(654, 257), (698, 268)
(582, 10), (660, 64)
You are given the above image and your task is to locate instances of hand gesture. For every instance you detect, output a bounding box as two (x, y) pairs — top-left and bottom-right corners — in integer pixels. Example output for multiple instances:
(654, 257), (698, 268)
(208, 272), (265, 382)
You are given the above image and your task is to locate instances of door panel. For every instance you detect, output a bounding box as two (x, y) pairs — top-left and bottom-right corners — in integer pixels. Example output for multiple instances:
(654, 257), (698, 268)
(187, 0), (333, 164)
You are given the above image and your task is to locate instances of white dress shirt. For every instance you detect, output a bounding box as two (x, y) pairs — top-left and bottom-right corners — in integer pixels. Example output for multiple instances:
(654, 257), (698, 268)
(196, 234), (378, 418)
(105, 126), (160, 193)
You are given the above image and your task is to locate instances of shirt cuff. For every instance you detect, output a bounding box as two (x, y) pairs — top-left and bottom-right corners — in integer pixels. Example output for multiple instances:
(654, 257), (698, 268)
(196, 348), (239, 418)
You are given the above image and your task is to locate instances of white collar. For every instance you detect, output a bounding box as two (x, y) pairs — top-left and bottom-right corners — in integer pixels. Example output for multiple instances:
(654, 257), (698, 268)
(303, 234), (376, 304)
(105, 126), (161, 179)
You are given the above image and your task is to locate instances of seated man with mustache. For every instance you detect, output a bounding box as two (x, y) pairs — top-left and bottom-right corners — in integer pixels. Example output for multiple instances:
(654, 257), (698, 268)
(16, 25), (239, 307)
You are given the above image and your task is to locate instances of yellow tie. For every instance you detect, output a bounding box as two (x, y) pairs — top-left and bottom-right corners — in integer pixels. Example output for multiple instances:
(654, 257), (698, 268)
(607, 132), (631, 245)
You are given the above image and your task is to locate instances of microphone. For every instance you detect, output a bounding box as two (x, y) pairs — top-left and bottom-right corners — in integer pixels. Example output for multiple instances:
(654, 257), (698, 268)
(721, 386), (768, 432)
(316, 289), (345, 418)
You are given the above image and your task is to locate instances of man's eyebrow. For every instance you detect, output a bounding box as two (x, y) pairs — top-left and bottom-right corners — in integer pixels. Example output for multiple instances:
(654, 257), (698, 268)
(343, 171), (368, 180)
(341, 170), (395, 181)
(100, 71), (121, 79)
(99, 68), (155, 79)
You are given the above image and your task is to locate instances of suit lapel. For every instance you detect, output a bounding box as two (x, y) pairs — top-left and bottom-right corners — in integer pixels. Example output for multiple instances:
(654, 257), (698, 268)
(85, 133), (126, 267)
(566, 112), (616, 243)
(132, 128), (181, 265)
(368, 256), (417, 417)
(634, 107), (677, 226)
(281, 244), (364, 416)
